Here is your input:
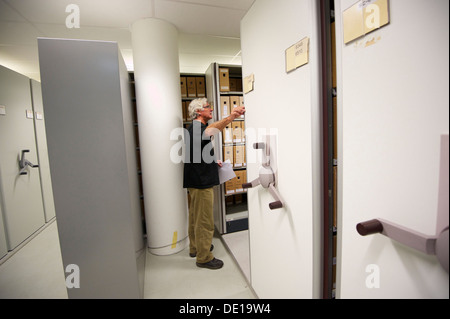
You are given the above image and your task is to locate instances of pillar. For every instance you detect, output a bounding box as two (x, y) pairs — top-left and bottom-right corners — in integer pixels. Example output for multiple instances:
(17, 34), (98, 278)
(131, 18), (188, 255)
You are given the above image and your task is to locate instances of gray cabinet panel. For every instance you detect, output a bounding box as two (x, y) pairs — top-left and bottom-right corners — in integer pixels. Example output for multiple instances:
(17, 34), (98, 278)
(0, 65), (45, 251)
(38, 38), (144, 298)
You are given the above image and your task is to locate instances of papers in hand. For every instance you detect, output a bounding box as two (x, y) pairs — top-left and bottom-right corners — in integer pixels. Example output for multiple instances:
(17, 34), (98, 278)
(218, 160), (236, 184)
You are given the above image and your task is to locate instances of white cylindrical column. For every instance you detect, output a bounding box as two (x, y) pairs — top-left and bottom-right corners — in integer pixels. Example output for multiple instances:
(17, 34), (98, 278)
(131, 18), (188, 255)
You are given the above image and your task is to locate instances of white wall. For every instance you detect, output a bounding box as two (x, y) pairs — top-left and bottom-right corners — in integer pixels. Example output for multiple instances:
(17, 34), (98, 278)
(335, 0), (449, 298)
(241, 0), (322, 298)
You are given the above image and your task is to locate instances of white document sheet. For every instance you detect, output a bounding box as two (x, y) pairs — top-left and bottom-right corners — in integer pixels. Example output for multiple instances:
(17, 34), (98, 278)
(218, 159), (236, 184)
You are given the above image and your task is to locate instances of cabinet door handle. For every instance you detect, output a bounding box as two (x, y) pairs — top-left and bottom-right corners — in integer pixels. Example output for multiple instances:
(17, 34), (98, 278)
(357, 219), (448, 273)
(356, 134), (449, 273)
(19, 149), (39, 175)
(243, 137), (285, 210)
(357, 219), (437, 254)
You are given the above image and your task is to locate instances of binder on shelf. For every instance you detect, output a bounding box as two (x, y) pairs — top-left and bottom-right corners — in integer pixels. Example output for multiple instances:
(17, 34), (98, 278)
(187, 77), (197, 98)
(180, 77), (187, 98)
(219, 68), (230, 92)
(220, 96), (230, 118)
(196, 77), (206, 97)
(232, 121), (243, 143)
(223, 145), (234, 165)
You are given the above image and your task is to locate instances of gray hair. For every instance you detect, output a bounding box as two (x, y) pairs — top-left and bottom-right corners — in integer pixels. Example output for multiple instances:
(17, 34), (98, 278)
(188, 98), (208, 120)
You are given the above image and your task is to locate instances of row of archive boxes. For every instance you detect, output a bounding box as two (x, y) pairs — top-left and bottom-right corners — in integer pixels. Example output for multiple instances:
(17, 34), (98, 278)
(223, 145), (246, 168)
(220, 96), (244, 119)
(225, 170), (247, 195)
(180, 76), (206, 98)
(223, 121), (245, 144)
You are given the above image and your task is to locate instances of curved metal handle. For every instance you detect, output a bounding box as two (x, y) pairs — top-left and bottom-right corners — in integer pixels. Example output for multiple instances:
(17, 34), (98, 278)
(268, 183), (284, 210)
(357, 218), (437, 254)
(357, 218), (448, 272)
(356, 134), (449, 272)
(247, 136), (285, 210)
(19, 149), (39, 175)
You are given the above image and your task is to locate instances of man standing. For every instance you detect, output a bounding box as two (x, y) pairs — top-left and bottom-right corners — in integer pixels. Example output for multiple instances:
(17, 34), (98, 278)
(183, 98), (245, 269)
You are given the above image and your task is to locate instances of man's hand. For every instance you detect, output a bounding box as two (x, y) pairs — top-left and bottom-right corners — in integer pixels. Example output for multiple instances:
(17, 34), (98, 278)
(205, 105), (246, 137)
(231, 106), (246, 118)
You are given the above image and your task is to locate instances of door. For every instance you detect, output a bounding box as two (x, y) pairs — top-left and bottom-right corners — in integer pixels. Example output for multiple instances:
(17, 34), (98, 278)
(0, 65), (45, 251)
(241, 0), (323, 298)
(335, 0), (449, 298)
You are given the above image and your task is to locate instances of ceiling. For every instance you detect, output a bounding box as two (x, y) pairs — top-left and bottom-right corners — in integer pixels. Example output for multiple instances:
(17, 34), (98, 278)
(0, 0), (255, 81)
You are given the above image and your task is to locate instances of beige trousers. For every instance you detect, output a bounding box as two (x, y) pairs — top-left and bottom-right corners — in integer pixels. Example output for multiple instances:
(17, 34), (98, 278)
(188, 188), (214, 263)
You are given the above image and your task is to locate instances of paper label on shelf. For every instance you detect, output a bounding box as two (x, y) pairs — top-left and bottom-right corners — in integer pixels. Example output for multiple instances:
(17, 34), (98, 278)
(243, 74), (254, 94)
(224, 128), (232, 143)
(286, 37), (309, 73)
(343, 0), (389, 44)
(0, 105), (6, 115)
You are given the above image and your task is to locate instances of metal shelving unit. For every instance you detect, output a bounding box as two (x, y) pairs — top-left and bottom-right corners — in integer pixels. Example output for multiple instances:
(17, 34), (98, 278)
(205, 63), (248, 235)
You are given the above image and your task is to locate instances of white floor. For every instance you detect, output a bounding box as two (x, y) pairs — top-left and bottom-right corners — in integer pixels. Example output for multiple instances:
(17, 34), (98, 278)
(222, 230), (250, 283)
(0, 220), (256, 299)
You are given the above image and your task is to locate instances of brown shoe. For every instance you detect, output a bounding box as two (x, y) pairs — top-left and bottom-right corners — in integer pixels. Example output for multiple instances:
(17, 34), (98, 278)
(196, 257), (224, 270)
(189, 245), (214, 258)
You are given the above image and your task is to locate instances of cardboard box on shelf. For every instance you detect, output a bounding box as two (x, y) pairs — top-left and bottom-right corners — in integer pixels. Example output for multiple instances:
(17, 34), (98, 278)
(225, 178), (235, 195)
(234, 145), (245, 167)
(219, 68), (230, 92)
(196, 77), (206, 97)
(181, 101), (186, 121)
(180, 77), (187, 98)
(223, 145), (234, 165)
(232, 121), (243, 143)
(234, 96), (244, 119)
(187, 77), (197, 98)
(220, 96), (230, 118)
(229, 78), (237, 91)
(236, 78), (243, 92)
(235, 170), (245, 193)
(239, 96), (245, 107)
(223, 124), (233, 144)
(240, 121), (246, 142)
(230, 96), (240, 111)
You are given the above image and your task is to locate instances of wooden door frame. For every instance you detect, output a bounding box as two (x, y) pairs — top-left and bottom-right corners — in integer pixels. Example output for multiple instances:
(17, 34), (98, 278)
(319, 0), (336, 299)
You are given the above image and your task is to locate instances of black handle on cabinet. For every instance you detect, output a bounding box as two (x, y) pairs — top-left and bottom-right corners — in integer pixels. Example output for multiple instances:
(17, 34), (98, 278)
(269, 201), (283, 210)
(356, 219), (384, 236)
(19, 149), (39, 175)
